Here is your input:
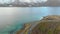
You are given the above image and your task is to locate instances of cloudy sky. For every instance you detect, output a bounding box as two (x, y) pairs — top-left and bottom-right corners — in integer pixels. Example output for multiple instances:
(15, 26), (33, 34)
(0, 0), (47, 3)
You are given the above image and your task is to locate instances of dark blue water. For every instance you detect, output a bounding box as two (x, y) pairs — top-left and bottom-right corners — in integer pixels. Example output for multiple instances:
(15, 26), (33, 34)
(1, 7), (60, 34)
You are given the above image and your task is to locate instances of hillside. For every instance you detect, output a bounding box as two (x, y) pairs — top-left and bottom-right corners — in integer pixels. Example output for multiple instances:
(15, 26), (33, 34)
(31, 15), (60, 34)
(16, 15), (60, 34)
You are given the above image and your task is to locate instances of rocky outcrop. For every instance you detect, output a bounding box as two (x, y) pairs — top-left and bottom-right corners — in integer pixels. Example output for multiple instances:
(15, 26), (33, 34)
(42, 15), (60, 20)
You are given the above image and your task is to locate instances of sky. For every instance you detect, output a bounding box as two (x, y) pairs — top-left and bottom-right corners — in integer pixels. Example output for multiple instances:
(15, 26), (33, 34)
(0, 0), (47, 3)
(20, 0), (47, 2)
(0, 0), (14, 3)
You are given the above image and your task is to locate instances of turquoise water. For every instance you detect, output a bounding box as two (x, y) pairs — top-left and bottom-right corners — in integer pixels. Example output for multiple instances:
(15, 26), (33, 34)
(0, 7), (60, 34)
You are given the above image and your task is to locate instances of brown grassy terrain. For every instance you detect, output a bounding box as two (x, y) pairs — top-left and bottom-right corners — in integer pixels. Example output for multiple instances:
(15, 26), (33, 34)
(31, 15), (60, 34)
(16, 15), (60, 34)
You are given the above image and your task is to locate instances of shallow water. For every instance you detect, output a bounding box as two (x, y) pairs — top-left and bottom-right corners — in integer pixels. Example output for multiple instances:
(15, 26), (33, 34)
(0, 7), (60, 34)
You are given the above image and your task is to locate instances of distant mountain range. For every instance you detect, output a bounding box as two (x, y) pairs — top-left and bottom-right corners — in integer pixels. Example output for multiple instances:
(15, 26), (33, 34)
(0, 0), (44, 7)
(0, 0), (60, 7)
(0, 2), (42, 7)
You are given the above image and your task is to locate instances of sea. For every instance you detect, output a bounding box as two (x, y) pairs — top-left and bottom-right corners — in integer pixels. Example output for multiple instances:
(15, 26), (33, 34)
(0, 7), (60, 34)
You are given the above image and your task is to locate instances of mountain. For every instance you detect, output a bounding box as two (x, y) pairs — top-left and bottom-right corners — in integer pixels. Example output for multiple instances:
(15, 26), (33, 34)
(0, 0), (60, 7)
(0, 0), (46, 7)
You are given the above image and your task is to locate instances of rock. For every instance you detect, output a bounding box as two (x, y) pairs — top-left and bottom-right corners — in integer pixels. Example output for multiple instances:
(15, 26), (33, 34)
(42, 15), (60, 20)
